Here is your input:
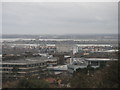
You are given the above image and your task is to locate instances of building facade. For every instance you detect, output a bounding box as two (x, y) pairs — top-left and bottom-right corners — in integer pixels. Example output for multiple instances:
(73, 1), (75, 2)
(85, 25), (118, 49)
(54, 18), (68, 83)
(2, 57), (47, 81)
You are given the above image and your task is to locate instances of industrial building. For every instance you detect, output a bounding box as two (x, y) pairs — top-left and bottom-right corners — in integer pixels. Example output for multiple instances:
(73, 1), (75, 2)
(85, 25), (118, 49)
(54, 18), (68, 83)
(67, 58), (118, 73)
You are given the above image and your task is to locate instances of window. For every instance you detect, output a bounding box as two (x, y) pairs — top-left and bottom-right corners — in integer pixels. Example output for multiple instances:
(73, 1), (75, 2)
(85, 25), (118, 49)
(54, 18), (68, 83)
(91, 61), (99, 66)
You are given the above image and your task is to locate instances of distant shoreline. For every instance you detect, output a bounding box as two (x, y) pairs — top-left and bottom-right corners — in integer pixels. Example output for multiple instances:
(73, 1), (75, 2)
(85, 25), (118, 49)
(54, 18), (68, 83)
(1, 34), (118, 39)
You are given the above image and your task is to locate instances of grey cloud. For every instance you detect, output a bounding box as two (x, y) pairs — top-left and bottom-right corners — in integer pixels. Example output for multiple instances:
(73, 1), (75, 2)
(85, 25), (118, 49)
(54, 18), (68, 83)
(2, 2), (118, 35)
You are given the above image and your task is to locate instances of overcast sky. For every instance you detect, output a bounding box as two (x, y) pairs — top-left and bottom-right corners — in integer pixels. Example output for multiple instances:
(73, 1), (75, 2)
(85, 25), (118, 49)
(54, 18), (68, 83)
(2, 2), (118, 35)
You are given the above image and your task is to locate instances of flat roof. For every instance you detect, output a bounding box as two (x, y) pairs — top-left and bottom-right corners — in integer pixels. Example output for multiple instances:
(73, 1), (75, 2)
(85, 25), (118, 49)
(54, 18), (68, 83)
(92, 50), (118, 53)
(76, 44), (112, 47)
(85, 58), (118, 61)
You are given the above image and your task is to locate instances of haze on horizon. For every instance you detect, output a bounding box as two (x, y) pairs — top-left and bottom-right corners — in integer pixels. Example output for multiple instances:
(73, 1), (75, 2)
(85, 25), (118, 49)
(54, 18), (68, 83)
(2, 2), (118, 35)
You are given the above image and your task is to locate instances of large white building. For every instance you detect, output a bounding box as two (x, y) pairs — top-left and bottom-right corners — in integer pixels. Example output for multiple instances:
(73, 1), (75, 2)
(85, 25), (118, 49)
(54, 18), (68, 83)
(56, 42), (78, 53)
(56, 44), (73, 53)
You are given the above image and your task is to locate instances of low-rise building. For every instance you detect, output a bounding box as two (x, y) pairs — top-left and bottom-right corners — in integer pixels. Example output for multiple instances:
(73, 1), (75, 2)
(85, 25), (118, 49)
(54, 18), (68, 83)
(45, 58), (58, 66)
(67, 58), (88, 73)
(2, 57), (48, 80)
(67, 58), (118, 73)
(85, 58), (118, 68)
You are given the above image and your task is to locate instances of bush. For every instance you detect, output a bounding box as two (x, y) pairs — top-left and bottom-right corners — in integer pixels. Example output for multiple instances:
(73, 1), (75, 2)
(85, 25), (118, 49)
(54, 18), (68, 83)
(15, 78), (50, 88)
